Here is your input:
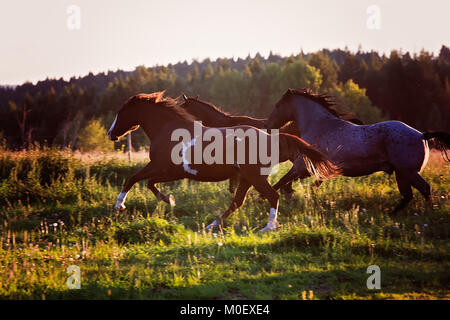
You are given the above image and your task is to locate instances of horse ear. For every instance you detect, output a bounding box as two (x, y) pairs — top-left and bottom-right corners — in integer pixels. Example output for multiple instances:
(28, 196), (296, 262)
(195, 95), (199, 100)
(182, 94), (188, 101)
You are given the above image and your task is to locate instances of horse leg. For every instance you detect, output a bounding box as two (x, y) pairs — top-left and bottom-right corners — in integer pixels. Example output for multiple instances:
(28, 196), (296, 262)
(306, 178), (324, 196)
(146, 171), (189, 206)
(280, 181), (295, 200)
(115, 162), (157, 210)
(273, 164), (313, 199)
(244, 176), (280, 232)
(408, 172), (431, 202)
(147, 179), (176, 207)
(206, 179), (251, 231)
(311, 179), (323, 190)
(273, 166), (298, 192)
(228, 174), (239, 194)
(399, 171), (432, 212)
(392, 170), (413, 213)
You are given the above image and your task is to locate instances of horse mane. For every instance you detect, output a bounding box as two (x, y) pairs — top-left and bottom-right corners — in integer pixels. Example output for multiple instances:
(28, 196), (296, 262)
(286, 88), (363, 125)
(184, 97), (232, 117)
(126, 92), (197, 122)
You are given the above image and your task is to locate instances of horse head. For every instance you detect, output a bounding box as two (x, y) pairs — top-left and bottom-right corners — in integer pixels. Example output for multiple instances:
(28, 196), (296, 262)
(179, 94), (219, 125)
(108, 92), (196, 142)
(266, 89), (296, 129)
(107, 95), (142, 141)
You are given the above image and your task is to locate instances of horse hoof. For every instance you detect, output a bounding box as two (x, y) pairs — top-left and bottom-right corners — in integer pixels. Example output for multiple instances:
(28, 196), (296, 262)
(115, 203), (126, 212)
(206, 220), (219, 231)
(259, 222), (277, 233)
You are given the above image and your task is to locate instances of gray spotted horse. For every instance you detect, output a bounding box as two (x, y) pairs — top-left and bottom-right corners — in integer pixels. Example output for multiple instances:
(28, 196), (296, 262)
(266, 88), (450, 213)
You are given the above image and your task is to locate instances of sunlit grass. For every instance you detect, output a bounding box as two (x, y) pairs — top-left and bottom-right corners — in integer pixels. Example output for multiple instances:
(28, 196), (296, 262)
(0, 148), (448, 299)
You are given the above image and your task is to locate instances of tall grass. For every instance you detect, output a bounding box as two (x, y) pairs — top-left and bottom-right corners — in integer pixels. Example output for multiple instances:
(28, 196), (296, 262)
(0, 147), (448, 299)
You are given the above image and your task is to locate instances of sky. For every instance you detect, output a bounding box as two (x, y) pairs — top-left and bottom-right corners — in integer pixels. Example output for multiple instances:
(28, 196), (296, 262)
(0, 0), (449, 85)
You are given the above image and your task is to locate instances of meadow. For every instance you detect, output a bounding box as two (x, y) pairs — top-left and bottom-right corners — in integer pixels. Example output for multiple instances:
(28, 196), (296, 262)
(0, 146), (448, 300)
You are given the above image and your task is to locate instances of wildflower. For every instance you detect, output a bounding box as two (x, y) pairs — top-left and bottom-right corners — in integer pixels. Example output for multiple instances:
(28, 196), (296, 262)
(361, 208), (367, 213)
(424, 224), (428, 227)
(217, 242), (223, 247)
(52, 223), (58, 227)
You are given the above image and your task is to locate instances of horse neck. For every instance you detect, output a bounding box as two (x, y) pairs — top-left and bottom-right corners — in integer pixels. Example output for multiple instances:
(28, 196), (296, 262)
(293, 97), (347, 138)
(193, 104), (230, 127)
(139, 109), (191, 140)
(196, 104), (265, 128)
(280, 122), (301, 137)
(228, 115), (265, 128)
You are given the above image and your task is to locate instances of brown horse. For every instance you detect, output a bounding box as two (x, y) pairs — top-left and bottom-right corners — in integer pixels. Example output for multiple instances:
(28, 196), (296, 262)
(179, 94), (301, 197)
(107, 91), (338, 232)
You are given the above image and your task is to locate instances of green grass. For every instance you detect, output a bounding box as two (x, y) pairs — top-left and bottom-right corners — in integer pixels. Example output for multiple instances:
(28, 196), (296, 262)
(0, 147), (448, 300)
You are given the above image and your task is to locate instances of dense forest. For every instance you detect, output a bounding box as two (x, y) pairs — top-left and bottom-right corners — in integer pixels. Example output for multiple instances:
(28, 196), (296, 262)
(1, 46), (449, 151)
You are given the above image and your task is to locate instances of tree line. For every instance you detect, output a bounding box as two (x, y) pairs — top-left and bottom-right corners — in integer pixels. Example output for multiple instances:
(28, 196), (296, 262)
(0, 46), (449, 151)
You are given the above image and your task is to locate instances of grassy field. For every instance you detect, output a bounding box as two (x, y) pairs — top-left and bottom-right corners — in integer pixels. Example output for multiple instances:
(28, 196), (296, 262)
(0, 147), (448, 300)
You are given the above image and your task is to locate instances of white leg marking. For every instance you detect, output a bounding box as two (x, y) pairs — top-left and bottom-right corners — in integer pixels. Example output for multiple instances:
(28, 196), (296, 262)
(259, 207), (278, 232)
(115, 192), (128, 210)
(206, 219), (219, 231)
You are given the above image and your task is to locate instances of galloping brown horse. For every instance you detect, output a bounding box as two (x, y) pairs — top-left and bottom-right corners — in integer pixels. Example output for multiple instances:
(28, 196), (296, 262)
(179, 94), (301, 197)
(107, 92), (338, 232)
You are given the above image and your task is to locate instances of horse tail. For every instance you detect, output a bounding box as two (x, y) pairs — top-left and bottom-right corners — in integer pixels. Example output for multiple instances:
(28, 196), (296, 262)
(423, 131), (450, 162)
(281, 133), (341, 180)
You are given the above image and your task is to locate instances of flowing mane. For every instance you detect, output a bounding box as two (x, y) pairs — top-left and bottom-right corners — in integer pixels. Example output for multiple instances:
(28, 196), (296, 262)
(287, 88), (363, 124)
(184, 97), (232, 117)
(125, 91), (197, 122)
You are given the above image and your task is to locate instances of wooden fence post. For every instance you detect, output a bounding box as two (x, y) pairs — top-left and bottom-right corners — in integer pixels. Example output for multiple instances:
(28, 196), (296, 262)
(127, 132), (132, 163)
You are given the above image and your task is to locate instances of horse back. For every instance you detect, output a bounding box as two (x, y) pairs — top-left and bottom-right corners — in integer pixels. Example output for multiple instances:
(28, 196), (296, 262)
(307, 120), (425, 170)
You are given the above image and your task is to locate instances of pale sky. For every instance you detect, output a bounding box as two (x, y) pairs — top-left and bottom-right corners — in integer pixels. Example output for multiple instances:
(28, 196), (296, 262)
(0, 0), (449, 85)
